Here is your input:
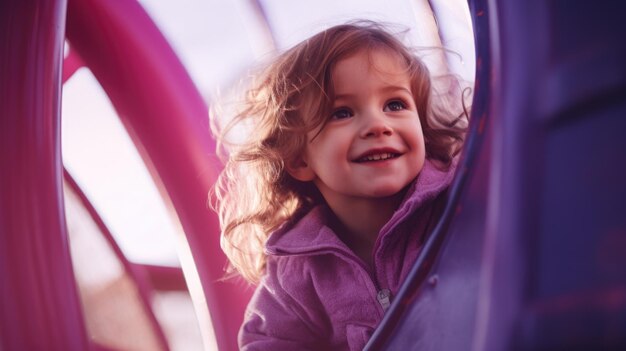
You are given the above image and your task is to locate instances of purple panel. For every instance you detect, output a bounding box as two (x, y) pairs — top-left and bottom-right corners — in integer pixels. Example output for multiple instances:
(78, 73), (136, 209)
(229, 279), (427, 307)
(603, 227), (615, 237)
(368, 0), (626, 350)
(478, 1), (626, 350)
(364, 0), (493, 348)
(0, 0), (91, 350)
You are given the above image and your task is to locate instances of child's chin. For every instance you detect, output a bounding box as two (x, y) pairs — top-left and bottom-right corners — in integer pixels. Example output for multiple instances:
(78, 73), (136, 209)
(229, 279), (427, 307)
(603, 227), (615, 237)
(369, 185), (407, 198)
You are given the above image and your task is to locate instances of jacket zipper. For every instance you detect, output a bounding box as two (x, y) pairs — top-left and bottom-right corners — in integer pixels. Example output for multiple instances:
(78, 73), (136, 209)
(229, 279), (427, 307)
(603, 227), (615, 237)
(355, 256), (392, 313)
(376, 288), (392, 310)
(273, 245), (392, 314)
(320, 248), (393, 314)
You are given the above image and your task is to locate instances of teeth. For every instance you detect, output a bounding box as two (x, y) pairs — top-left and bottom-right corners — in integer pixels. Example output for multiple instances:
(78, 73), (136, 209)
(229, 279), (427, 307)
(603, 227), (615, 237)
(360, 153), (396, 162)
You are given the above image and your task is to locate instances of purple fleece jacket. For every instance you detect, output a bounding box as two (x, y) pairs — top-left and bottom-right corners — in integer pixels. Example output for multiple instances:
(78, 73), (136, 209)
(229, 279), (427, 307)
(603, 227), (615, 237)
(239, 160), (456, 350)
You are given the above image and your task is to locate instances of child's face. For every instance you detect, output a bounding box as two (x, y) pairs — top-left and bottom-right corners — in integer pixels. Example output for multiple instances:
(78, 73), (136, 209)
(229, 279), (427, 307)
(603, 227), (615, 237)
(291, 49), (426, 208)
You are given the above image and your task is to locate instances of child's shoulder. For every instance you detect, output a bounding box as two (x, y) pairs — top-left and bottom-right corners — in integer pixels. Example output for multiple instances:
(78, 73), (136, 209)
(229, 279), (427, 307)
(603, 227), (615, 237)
(265, 206), (344, 257)
(406, 158), (457, 205)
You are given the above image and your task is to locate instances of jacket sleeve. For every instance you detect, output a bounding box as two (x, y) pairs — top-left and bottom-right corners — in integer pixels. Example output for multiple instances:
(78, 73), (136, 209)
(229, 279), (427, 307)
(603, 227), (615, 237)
(239, 260), (328, 350)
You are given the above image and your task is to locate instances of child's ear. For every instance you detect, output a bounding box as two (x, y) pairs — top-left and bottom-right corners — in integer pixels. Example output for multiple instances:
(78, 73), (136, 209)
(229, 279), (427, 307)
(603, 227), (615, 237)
(286, 157), (316, 182)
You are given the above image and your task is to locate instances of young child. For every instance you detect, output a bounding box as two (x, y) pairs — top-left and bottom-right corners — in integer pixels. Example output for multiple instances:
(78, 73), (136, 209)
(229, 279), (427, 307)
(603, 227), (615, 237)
(212, 21), (468, 351)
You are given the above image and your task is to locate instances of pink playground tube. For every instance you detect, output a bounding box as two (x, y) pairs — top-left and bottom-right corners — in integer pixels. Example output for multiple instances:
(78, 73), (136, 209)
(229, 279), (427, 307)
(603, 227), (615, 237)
(0, 0), (91, 350)
(64, 0), (252, 349)
(1, 0), (251, 350)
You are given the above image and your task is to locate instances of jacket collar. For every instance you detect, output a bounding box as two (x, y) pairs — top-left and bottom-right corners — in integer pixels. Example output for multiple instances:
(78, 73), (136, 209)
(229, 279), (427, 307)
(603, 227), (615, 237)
(265, 159), (456, 256)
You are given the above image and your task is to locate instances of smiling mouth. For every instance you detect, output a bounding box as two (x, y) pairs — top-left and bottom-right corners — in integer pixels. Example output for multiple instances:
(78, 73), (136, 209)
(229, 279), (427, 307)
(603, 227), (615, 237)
(354, 152), (401, 163)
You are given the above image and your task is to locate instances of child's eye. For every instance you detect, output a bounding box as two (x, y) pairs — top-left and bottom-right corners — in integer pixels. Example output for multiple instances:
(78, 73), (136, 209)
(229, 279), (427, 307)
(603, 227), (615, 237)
(331, 108), (353, 120)
(384, 100), (407, 112)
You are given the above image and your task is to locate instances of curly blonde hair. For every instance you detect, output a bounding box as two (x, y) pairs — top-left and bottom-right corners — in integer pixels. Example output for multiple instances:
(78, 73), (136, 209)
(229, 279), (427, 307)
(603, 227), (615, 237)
(211, 21), (469, 284)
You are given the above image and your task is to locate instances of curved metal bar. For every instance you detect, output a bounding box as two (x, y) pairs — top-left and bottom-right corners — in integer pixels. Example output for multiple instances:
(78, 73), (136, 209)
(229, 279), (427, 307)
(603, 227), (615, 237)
(132, 263), (188, 292)
(64, 0), (252, 350)
(242, 0), (278, 55)
(62, 46), (85, 84)
(63, 169), (171, 351)
(0, 0), (91, 350)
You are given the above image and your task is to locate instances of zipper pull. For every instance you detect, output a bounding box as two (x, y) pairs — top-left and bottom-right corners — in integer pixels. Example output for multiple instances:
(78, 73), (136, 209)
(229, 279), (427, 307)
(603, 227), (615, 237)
(377, 289), (391, 311)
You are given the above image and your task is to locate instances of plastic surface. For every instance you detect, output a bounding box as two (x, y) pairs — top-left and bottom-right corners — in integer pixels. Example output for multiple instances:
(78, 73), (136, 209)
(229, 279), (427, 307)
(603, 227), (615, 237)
(64, 0), (252, 350)
(366, 0), (626, 349)
(1, 0), (251, 349)
(0, 0), (91, 350)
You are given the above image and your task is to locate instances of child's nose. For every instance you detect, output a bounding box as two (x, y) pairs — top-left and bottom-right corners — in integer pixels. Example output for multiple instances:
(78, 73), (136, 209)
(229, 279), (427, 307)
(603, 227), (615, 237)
(360, 112), (393, 138)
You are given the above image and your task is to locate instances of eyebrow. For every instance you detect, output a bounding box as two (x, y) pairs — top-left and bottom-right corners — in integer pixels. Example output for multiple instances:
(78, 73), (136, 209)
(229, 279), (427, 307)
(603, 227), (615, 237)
(333, 85), (412, 101)
(381, 85), (412, 95)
